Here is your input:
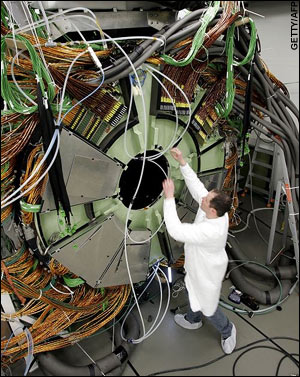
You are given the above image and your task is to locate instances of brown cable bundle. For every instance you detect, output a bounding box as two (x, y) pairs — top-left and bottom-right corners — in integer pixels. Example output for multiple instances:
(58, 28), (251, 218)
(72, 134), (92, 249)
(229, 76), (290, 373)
(18, 32), (112, 67)
(20, 144), (48, 225)
(1, 113), (39, 165)
(1, 157), (17, 222)
(160, 3), (240, 107)
(1, 248), (131, 366)
(49, 66), (126, 127)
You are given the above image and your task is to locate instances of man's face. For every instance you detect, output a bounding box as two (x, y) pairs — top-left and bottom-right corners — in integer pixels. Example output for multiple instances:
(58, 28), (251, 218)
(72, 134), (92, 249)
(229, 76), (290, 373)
(201, 191), (216, 215)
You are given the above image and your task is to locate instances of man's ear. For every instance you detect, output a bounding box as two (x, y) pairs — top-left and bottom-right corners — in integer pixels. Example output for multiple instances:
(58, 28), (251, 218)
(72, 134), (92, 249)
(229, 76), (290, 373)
(210, 207), (218, 217)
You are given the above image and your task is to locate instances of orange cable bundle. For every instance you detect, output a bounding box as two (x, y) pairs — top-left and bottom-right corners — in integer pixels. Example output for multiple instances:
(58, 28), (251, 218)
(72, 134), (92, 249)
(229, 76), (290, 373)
(20, 144), (48, 225)
(1, 247), (132, 365)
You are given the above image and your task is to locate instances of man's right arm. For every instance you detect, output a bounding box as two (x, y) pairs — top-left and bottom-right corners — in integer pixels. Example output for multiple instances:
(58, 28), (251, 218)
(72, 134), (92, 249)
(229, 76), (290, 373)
(170, 147), (208, 204)
(180, 163), (208, 204)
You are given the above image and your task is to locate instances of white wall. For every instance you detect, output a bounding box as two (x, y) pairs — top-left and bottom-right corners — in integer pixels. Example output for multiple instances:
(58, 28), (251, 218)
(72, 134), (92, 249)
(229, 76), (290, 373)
(246, 1), (299, 191)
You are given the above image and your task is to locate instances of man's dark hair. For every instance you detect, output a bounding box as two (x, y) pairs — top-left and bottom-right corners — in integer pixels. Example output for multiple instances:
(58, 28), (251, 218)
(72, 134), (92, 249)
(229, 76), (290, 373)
(209, 189), (232, 217)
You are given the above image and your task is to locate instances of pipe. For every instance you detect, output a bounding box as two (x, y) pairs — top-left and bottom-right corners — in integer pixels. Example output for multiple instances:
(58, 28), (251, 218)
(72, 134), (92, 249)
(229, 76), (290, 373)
(227, 237), (297, 280)
(227, 255), (293, 305)
(37, 313), (140, 376)
(226, 238), (297, 305)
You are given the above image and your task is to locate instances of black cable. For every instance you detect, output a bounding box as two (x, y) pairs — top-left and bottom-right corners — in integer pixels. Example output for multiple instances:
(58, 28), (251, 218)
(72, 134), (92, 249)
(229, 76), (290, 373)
(234, 311), (299, 367)
(275, 353), (299, 376)
(146, 337), (299, 376)
(232, 346), (299, 376)
(127, 360), (140, 376)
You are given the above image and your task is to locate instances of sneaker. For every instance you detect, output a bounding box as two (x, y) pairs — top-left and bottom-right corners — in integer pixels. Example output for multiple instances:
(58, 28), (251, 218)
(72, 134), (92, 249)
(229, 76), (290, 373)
(221, 323), (236, 354)
(174, 314), (203, 330)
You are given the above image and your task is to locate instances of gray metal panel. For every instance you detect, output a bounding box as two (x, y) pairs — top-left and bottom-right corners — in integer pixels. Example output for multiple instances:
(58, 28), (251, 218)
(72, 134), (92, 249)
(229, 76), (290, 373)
(32, 2), (164, 10)
(50, 216), (150, 288)
(44, 11), (175, 38)
(41, 128), (122, 212)
(66, 155), (116, 203)
(198, 168), (228, 191)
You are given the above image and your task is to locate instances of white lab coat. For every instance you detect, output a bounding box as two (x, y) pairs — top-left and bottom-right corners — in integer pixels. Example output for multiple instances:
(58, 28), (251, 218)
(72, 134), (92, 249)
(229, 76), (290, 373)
(163, 163), (229, 316)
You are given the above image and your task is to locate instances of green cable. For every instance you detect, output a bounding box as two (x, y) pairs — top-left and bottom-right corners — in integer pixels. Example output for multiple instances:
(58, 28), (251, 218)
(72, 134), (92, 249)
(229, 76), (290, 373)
(62, 275), (85, 288)
(31, 258), (39, 272)
(1, 34), (55, 115)
(2, 244), (27, 266)
(1, 161), (10, 174)
(1, 4), (9, 28)
(233, 18), (257, 67)
(219, 259), (283, 315)
(215, 18), (257, 119)
(161, 1), (220, 67)
(215, 22), (235, 119)
(20, 200), (42, 213)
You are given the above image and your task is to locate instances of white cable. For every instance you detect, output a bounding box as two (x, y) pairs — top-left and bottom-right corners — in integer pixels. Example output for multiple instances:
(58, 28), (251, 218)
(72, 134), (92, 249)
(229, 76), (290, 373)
(121, 83), (167, 243)
(50, 282), (73, 296)
(68, 20), (88, 44)
(120, 263), (157, 342)
(148, 159), (168, 179)
(8, 8), (170, 343)
(1, 130), (60, 208)
(2, 48), (103, 208)
(4, 1), (19, 65)
(112, 317), (115, 352)
(133, 265), (163, 344)
(122, 71), (178, 164)
(56, 49), (87, 124)
(23, 328), (34, 376)
(230, 207), (273, 233)
(123, 82), (135, 159)
(127, 266), (170, 344)
(144, 68), (179, 160)
(38, 1), (51, 38)
(11, 49), (37, 106)
(103, 31), (150, 341)
(145, 64), (192, 158)
(21, 1), (54, 83)
(120, 263), (159, 340)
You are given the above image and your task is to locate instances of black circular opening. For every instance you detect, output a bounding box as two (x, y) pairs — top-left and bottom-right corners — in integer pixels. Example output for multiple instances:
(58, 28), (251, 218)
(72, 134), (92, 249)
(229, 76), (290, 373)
(119, 150), (168, 209)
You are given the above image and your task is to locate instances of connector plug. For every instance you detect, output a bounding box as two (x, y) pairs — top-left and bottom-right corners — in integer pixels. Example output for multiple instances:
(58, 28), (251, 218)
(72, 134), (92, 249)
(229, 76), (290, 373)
(87, 46), (102, 70)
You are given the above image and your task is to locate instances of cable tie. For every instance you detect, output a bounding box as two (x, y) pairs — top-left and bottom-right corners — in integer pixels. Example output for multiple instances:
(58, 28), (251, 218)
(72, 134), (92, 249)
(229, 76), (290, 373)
(266, 92), (277, 100)
(63, 311), (71, 322)
(35, 289), (42, 300)
(87, 46), (102, 70)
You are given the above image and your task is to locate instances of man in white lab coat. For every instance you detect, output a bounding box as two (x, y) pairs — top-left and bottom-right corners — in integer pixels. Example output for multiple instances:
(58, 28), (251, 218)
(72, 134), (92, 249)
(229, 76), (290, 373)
(162, 147), (236, 354)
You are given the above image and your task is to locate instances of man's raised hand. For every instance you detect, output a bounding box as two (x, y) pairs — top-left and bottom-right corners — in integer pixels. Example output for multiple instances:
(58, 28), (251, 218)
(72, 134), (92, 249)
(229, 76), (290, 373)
(170, 148), (186, 166)
(162, 178), (175, 199)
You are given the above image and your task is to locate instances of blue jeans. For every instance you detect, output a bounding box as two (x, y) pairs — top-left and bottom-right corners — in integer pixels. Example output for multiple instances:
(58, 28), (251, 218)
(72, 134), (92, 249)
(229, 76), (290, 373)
(186, 305), (233, 339)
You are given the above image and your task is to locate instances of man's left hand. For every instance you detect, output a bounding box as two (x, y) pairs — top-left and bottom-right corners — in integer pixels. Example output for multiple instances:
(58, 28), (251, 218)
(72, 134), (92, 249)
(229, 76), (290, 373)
(162, 178), (175, 199)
